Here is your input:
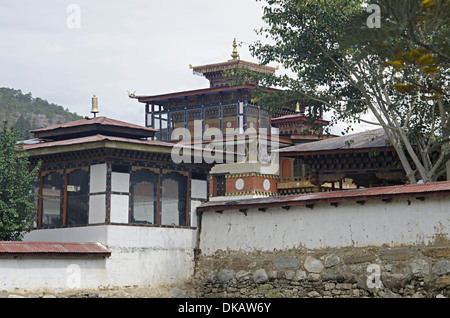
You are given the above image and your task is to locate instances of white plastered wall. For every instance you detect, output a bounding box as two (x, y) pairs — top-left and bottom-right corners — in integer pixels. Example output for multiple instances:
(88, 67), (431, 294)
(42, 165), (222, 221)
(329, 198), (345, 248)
(199, 196), (450, 255)
(21, 225), (197, 291)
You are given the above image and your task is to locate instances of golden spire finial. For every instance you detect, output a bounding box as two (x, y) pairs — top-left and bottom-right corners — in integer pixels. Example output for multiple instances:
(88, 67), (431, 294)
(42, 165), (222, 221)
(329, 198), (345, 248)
(231, 38), (240, 60)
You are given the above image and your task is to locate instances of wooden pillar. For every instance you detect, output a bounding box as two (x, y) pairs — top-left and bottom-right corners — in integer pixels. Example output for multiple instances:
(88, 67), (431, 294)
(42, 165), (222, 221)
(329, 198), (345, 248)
(105, 161), (112, 224)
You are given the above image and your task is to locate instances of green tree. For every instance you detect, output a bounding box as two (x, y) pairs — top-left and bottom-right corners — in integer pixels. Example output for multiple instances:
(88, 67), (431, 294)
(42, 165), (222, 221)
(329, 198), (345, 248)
(247, 0), (449, 183)
(13, 115), (32, 141)
(0, 122), (41, 241)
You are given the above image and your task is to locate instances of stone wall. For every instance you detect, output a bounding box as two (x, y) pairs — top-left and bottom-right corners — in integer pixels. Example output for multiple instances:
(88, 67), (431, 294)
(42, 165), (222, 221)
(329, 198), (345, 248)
(193, 244), (450, 298)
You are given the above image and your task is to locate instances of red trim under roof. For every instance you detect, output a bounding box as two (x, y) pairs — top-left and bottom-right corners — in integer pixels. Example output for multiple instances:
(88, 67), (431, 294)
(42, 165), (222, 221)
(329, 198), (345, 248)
(0, 242), (111, 258)
(23, 134), (174, 151)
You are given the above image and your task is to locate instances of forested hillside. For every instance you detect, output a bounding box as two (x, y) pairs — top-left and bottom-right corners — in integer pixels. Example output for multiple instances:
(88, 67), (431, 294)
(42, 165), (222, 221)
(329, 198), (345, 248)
(0, 87), (83, 141)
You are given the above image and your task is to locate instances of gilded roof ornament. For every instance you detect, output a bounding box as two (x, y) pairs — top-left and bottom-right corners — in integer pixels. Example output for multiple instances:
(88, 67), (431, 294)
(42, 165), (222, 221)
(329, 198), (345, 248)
(231, 38), (240, 60)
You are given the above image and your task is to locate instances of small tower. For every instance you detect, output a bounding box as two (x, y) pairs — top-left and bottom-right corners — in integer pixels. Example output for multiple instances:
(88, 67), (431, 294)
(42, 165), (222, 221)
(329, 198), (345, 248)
(190, 38), (276, 88)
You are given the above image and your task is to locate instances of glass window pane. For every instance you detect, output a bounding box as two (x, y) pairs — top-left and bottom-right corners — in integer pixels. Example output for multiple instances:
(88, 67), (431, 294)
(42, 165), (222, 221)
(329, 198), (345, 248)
(42, 172), (63, 227)
(154, 117), (161, 130)
(30, 179), (40, 228)
(161, 173), (187, 226)
(146, 113), (153, 128)
(160, 113), (168, 141)
(293, 159), (302, 178)
(66, 170), (89, 226)
(131, 169), (158, 224)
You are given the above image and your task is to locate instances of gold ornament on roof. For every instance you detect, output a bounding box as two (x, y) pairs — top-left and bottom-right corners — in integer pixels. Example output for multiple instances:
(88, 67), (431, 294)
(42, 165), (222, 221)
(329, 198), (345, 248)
(231, 38), (240, 60)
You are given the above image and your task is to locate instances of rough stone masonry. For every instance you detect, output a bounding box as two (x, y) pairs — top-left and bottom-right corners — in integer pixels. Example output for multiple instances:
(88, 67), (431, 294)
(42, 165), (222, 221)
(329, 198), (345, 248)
(193, 244), (450, 298)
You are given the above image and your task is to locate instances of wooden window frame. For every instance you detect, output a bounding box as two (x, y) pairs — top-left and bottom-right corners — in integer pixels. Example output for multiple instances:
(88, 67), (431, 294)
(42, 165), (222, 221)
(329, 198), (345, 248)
(38, 170), (64, 228)
(38, 167), (89, 229)
(161, 169), (190, 227)
(130, 168), (191, 227)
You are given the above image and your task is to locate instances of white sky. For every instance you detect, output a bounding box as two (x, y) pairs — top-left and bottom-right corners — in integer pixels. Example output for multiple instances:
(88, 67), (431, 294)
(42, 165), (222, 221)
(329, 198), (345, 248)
(0, 0), (374, 134)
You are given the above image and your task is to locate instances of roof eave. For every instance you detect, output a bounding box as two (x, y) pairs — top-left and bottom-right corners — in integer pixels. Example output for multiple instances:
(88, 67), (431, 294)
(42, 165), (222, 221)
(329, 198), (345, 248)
(197, 182), (450, 213)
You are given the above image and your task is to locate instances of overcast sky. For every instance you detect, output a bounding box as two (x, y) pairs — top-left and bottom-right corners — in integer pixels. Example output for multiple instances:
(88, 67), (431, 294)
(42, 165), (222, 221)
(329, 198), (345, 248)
(0, 0), (374, 134)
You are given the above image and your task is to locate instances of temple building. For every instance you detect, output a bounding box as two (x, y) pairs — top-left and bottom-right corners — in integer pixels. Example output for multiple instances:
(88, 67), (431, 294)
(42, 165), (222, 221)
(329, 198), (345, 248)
(23, 111), (211, 230)
(131, 39), (338, 200)
(10, 40), (412, 292)
(130, 40), (406, 200)
(133, 39), (327, 144)
(23, 40), (407, 226)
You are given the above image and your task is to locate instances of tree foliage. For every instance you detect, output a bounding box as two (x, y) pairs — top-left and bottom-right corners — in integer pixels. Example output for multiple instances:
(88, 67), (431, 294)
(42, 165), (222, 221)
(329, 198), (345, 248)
(13, 115), (33, 141)
(248, 0), (449, 183)
(0, 122), (41, 241)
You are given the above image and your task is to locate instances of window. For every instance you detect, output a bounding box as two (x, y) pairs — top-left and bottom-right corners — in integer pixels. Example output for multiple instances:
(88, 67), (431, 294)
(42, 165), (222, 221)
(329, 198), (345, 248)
(154, 112), (168, 141)
(41, 172), (63, 227)
(66, 170), (89, 226)
(30, 179), (40, 228)
(170, 110), (186, 140)
(130, 169), (158, 224)
(161, 172), (188, 226)
(293, 158), (311, 180)
(216, 175), (226, 196)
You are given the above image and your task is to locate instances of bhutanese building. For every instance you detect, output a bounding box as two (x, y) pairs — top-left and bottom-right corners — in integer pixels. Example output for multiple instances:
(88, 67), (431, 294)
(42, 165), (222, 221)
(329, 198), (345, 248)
(131, 39), (335, 200)
(132, 39), (327, 145)
(20, 105), (221, 289)
(11, 40), (407, 292)
(23, 113), (213, 231)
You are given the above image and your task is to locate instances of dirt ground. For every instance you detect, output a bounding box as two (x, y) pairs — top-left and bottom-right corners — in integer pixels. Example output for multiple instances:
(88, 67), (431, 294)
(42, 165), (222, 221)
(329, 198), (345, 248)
(1, 283), (196, 298)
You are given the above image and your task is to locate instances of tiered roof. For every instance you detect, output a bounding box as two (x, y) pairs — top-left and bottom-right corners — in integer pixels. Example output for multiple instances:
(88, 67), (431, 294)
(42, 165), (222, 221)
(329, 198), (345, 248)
(31, 116), (157, 141)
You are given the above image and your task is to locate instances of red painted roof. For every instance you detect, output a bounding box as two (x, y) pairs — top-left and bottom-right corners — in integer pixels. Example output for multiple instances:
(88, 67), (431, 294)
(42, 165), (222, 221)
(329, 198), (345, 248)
(197, 181), (450, 212)
(31, 116), (157, 133)
(0, 242), (111, 258)
(271, 113), (329, 125)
